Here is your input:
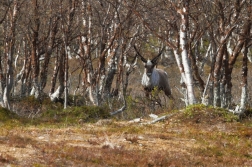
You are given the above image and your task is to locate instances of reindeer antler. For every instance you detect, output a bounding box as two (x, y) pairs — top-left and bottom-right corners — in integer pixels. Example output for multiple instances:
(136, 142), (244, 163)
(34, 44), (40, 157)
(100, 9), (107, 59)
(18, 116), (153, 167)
(151, 46), (165, 64)
(134, 45), (147, 63)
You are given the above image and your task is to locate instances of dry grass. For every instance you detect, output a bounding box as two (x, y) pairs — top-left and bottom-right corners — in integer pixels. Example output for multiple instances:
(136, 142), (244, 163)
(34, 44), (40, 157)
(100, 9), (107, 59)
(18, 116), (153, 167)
(0, 105), (252, 166)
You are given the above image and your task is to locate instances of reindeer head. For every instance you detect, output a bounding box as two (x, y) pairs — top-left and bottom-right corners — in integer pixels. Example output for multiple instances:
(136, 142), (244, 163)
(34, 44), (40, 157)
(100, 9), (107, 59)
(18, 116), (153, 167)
(134, 45), (164, 77)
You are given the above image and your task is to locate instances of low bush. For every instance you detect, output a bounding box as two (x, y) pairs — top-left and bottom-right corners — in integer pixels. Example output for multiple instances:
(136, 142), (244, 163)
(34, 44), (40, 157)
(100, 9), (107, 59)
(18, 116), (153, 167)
(40, 105), (111, 124)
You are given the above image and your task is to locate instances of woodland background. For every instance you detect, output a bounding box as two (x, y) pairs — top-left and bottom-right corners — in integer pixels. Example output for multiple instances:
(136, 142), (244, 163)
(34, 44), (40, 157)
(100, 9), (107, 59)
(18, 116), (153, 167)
(1, 1), (252, 166)
(0, 0), (252, 117)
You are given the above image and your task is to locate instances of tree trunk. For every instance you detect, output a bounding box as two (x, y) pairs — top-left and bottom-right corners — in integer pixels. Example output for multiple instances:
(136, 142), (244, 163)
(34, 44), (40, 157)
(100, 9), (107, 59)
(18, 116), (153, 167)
(239, 6), (251, 113)
(30, 0), (40, 99)
(188, 43), (205, 92)
(64, 55), (68, 108)
(0, 53), (5, 107)
(63, 42), (69, 109)
(213, 41), (225, 107)
(239, 43), (248, 113)
(110, 54), (136, 115)
(104, 42), (119, 99)
(49, 47), (65, 102)
(40, 16), (59, 90)
(173, 49), (188, 106)
(0, 1), (19, 109)
(179, 0), (196, 105)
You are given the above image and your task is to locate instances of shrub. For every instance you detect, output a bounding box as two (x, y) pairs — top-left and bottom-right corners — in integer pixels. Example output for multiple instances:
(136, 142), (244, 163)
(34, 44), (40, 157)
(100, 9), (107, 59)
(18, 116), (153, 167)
(40, 105), (111, 124)
(64, 105), (111, 123)
(0, 107), (18, 122)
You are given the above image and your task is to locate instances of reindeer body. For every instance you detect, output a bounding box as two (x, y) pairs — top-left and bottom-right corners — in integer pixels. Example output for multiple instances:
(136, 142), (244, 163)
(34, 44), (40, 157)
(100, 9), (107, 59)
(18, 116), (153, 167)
(134, 46), (172, 98)
(141, 62), (171, 97)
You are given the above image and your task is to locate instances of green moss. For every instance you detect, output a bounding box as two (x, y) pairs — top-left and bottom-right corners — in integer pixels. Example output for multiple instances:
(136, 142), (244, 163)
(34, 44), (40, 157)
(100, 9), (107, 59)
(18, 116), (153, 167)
(0, 107), (26, 128)
(40, 105), (111, 124)
(182, 104), (239, 123)
(184, 104), (206, 118)
(0, 107), (18, 121)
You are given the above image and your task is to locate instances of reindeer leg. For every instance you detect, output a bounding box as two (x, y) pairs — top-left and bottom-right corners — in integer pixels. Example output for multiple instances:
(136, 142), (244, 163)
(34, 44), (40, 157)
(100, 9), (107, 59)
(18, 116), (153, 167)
(145, 91), (150, 98)
(164, 89), (174, 100)
(155, 98), (162, 107)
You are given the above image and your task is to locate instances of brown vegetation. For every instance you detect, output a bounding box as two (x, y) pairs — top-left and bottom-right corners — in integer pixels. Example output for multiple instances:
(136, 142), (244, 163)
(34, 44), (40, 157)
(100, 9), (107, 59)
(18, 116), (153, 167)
(0, 105), (252, 166)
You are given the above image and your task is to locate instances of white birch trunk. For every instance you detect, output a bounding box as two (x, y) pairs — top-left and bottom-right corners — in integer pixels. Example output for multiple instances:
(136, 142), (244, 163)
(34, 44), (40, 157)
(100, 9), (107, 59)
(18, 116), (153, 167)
(179, 7), (196, 105)
(62, 26), (68, 109)
(1, 1), (19, 109)
(202, 74), (211, 105)
(240, 41), (249, 113)
(240, 86), (247, 112)
(220, 82), (226, 108)
(0, 86), (4, 107)
(103, 42), (119, 98)
(173, 49), (188, 106)
(3, 88), (10, 109)
(248, 49), (252, 63)
(48, 55), (64, 103)
(81, 1), (96, 105)
(173, 50), (186, 83)
(87, 72), (96, 105)
(30, 78), (40, 99)
(49, 85), (64, 102)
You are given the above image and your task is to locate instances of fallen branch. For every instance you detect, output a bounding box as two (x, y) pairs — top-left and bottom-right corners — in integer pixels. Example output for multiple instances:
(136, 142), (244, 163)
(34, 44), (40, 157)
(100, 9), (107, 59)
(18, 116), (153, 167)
(110, 105), (126, 116)
(143, 113), (175, 124)
(129, 118), (143, 123)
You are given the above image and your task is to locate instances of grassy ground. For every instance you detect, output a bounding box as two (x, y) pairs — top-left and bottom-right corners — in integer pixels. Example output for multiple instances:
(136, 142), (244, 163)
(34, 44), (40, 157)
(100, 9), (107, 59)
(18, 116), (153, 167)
(0, 104), (252, 166)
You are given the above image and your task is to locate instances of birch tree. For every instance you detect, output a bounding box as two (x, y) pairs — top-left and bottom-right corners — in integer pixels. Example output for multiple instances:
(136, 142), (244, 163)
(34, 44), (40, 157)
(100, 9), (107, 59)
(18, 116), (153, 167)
(177, 0), (196, 105)
(79, 0), (96, 105)
(46, 0), (77, 107)
(40, 3), (60, 91)
(210, 0), (250, 109)
(238, 1), (251, 113)
(29, 0), (41, 99)
(12, 1), (61, 99)
(77, 0), (137, 106)
(0, 0), (250, 113)
(0, 1), (19, 109)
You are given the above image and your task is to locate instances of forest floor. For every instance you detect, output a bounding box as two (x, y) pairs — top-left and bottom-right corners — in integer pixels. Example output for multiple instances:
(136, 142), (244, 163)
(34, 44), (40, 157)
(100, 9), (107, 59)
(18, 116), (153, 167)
(0, 105), (252, 167)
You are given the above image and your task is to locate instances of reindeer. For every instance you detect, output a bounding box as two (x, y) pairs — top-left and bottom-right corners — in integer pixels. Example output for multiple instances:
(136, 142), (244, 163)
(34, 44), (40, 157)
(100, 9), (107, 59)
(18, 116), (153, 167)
(134, 46), (173, 100)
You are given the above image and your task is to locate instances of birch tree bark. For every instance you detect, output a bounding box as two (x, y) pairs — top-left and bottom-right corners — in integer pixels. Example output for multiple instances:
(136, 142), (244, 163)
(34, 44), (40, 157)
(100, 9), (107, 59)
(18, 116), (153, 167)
(103, 1), (137, 102)
(49, 0), (76, 107)
(29, 0), (40, 99)
(96, 1), (123, 104)
(0, 53), (5, 107)
(20, 40), (31, 97)
(40, 14), (59, 90)
(210, 1), (238, 108)
(62, 0), (76, 108)
(239, 3), (251, 113)
(0, 1), (19, 109)
(240, 43), (248, 113)
(226, 20), (250, 109)
(49, 47), (64, 102)
(177, 0), (196, 105)
(80, 0), (96, 105)
(103, 41), (119, 99)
